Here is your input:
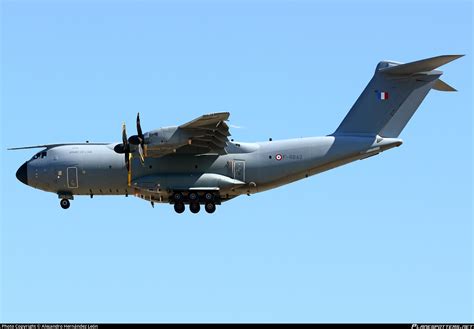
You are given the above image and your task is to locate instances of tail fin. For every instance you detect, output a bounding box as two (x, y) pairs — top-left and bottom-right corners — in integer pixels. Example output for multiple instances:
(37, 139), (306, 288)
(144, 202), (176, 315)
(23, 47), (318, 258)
(333, 55), (463, 138)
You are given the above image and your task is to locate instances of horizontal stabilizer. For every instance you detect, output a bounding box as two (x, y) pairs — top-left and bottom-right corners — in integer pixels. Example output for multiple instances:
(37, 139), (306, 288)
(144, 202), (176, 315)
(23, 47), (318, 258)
(380, 55), (464, 75)
(433, 79), (457, 92)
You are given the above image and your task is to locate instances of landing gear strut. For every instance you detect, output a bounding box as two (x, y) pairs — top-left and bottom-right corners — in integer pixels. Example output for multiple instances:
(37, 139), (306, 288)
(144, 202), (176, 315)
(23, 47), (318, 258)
(60, 199), (70, 209)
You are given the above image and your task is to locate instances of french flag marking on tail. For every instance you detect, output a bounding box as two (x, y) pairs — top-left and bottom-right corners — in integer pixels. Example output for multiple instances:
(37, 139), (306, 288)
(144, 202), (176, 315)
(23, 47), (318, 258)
(376, 90), (389, 100)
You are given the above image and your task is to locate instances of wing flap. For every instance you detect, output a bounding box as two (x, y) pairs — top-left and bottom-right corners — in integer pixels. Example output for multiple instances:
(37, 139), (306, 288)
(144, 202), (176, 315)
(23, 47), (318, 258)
(178, 112), (231, 154)
(142, 112), (232, 157)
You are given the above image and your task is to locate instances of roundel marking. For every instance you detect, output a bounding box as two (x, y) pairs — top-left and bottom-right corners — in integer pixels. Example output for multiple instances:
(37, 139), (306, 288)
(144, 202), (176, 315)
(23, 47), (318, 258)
(275, 154), (283, 161)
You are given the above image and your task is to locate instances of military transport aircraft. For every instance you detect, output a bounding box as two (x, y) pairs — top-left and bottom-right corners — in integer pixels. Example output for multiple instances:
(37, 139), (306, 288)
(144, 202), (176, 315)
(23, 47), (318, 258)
(10, 55), (462, 214)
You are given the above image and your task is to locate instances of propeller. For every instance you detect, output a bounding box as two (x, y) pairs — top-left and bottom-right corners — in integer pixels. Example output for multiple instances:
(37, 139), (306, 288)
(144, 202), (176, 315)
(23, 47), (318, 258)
(122, 123), (130, 170)
(113, 123), (132, 186)
(113, 113), (147, 186)
(128, 113), (145, 164)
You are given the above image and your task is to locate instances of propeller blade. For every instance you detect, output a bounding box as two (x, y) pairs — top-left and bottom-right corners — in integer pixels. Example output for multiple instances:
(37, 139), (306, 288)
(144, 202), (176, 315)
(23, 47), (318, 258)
(136, 112), (143, 139)
(129, 112), (146, 165)
(115, 121), (133, 186)
(127, 152), (132, 186)
(137, 113), (146, 163)
(138, 144), (145, 165)
(122, 123), (128, 145)
(114, 123), (130, 154)
(125, 152), (130, 171)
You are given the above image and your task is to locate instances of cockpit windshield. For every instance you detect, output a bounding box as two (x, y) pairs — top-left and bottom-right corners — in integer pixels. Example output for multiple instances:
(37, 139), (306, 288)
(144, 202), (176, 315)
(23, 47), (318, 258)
(32, 151), (47, 160)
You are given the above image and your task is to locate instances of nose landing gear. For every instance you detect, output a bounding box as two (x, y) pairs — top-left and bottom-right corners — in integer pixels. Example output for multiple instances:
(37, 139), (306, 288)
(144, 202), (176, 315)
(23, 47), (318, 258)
(60, 199), (70, 209)
(58, 193), (73, 209)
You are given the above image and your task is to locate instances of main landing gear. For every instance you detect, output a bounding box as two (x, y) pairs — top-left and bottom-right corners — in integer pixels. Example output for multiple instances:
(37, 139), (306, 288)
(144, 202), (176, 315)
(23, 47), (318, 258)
(189, 202), (200, 214)
(172, 192), (219, 214)
(204, 202), (216, 214)
(174, 202), (185, 214)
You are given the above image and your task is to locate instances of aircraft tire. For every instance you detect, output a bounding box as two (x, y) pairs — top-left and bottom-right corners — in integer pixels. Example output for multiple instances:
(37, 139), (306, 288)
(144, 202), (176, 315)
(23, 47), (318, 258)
(60, 199), (70, 209)
(204, 192), (214, 201)
(174, 202), (185, 214)
(189, 202), (200, 214)
(173, 192), (183, 202)
(188, 192), (198, 202)
(205, 202), (216, 214)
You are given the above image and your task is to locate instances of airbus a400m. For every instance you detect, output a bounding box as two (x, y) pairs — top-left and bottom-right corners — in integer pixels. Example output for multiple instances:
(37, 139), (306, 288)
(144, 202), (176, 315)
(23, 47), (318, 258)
(11, 55), (462, 214)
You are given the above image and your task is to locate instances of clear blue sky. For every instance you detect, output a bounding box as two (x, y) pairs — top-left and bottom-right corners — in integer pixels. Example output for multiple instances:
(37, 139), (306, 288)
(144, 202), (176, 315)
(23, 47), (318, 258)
(1, 0), (472, 323)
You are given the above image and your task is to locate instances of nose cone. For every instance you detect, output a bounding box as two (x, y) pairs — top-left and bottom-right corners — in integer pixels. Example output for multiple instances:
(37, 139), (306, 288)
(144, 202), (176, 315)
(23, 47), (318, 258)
(16, 162), (28, 185)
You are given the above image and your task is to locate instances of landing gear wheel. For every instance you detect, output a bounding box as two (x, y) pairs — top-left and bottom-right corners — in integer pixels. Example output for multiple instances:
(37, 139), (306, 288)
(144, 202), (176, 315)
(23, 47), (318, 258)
(188, 192), (198, 202)
(60, 199), (70, 209)
(205, 202), (216, 214)
(173, 192), (184, 202)
(204, 192), (214, 201)
(174, 202), (185, 214)
(189, 202), (200, 214)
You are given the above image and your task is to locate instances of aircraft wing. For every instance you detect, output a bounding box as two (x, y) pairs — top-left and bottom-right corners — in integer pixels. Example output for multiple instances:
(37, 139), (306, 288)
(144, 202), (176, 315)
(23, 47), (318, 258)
(178, 112), (231, 153)
(144, 112), (231, 157)
(8, 143), (109, 150)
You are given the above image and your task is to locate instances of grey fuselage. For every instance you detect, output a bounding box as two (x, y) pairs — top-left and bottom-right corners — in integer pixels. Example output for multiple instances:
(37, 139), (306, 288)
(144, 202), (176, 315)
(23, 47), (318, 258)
(15, 55), (462, 207)
(22, 135), (402, 203)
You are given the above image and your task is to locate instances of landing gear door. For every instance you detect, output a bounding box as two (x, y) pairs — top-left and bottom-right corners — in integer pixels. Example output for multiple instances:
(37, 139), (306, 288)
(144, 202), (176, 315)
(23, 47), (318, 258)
(233, 160), (245, 182)
(67, 167), (78, 189)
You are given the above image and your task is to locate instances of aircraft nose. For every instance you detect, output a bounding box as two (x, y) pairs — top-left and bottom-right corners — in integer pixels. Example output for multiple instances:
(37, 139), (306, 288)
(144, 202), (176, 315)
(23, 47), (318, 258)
(16, 162), (28, 185)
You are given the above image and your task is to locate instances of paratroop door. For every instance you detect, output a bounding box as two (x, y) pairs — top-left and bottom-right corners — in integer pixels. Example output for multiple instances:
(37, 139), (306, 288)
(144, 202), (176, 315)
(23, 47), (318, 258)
(67, 167), (78, 188)
(233, 160), (245, 182)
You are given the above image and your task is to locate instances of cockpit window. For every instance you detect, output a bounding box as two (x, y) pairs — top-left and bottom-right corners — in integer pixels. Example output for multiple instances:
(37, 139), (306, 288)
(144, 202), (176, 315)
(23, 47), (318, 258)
(32, 151), (47, 160)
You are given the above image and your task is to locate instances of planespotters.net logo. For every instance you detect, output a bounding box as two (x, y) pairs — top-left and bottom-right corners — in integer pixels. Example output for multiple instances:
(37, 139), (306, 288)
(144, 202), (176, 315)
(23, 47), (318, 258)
(412, 325), (474, 329)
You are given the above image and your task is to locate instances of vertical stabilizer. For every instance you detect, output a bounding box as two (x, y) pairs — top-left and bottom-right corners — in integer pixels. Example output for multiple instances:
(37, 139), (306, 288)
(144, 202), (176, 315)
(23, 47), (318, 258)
(333, 55), (463, 138)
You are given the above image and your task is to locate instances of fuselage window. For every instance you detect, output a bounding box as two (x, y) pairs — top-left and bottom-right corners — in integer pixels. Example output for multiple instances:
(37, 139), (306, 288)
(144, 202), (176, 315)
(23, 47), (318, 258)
(32, 151), (47, 160)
